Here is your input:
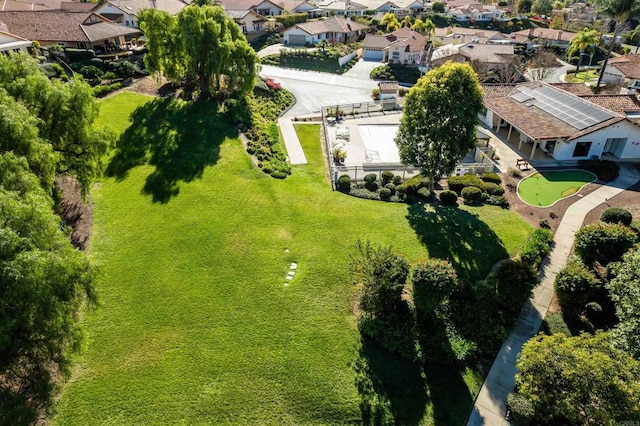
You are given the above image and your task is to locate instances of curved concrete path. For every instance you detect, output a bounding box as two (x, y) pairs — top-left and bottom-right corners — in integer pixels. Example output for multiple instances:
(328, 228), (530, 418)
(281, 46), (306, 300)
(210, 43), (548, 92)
(467, 164), (640, 426)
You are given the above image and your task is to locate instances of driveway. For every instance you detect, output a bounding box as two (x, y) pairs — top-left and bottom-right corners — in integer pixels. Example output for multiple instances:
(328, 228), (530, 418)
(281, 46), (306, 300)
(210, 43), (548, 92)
(342, 58), (384, 80)
(260, 64), (378, 117)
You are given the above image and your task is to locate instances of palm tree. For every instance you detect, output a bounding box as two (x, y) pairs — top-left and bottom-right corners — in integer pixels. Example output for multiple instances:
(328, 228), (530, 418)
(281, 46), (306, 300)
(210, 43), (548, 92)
(594, 0), (640, 92)
(424, 18), (436, 41)
(402, 15), (412, 28)
(412, 18), (425, 33)
(568, 27), (600, 74)
(381, 12), (397, 30)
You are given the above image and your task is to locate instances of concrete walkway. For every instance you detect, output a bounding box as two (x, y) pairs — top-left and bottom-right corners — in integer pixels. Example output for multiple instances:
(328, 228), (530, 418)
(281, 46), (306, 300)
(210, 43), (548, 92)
(467, 164), (640, 426)
(278, 117), (307, 165)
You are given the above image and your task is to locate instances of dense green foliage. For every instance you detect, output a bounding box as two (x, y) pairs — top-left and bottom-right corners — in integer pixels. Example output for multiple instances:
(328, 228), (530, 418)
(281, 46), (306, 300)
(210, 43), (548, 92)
(370, 64), (422, 84)
(0, 153), (95, 424)
(273, 12), (307, 27)
(607, 249), (640, 358)
(396, 63), (484, 192)
(447, 174), (485, 195)
(242, 87), (293, 178)
(439, 190), (458, 205)
(139, 5), (256, 99)
(574, 222), (637, 266)
(555, 258), (600, 310)
(600, 207), (633, 226)
(461, 186), (483, 204)
(519, 228), (554, 269)
(494, 260), (538, 314)
(513, 332), (640, 424)
(412, 259), (458, 314)
(0, 53), (111, 196)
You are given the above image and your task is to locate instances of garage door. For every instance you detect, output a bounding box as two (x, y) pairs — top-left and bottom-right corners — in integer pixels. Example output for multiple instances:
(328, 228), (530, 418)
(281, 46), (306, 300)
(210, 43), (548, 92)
(363, 49), (384, 61)
(288, 34), (307, 46)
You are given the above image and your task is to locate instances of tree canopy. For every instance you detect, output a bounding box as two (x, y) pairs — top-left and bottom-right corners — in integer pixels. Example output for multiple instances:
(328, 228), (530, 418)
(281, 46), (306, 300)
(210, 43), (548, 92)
(513, 332), (640, 424)
(139, 4), (257, 100)
(0, 153), (96, 423)
(607, 249), (640, 358)
(395, 62), (484, 191)
(0, 53), (110, 196)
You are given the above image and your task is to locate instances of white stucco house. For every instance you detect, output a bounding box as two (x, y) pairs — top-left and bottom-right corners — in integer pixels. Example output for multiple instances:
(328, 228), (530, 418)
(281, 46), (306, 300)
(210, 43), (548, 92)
(0, 29), (31, 54)
(600, 54), (640, 90)
(226, 9), (267, 33)
(481, 82), (640, 161)
(362, 27), (426, 63)
(283, 15), (369, 45)
(94, 0), (189, 28)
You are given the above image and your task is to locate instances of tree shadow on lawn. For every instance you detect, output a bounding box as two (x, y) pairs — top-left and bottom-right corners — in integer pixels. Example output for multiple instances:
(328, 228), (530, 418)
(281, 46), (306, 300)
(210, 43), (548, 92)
(354, 330), (475, 426)
(406, 204), (509, 284)
(354, 336), (429, 426)
(106, 98), (236, 203)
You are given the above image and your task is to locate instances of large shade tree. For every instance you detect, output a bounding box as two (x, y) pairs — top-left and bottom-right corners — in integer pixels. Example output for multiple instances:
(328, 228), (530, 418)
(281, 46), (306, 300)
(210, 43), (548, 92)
(0, 53), (111, 196)
(513, 332), (640, 423)
(594, 0), (640, 91)
(140, 5), (257, 100)
(0, 153), (96, 423)
(395, 61), (484, 192)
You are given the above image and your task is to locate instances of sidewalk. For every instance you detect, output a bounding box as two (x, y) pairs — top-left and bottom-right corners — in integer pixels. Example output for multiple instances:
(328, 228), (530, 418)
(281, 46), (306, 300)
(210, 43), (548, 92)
(278, 117), (307, 165)
(467, 164), (640, 426)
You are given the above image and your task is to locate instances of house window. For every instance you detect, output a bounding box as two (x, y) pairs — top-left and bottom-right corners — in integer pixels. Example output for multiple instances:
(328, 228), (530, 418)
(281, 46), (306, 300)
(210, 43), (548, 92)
(392, 51), (400, 59)
(573, 141), (592, 157)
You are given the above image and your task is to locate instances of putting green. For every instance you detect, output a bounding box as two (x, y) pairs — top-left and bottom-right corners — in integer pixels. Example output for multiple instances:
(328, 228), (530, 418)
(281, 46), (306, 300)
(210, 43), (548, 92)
(517, 170), (597, 207)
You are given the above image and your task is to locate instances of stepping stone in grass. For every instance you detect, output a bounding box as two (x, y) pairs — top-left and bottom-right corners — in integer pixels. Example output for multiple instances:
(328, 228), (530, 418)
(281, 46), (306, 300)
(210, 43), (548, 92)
(290, 262), (298, 270)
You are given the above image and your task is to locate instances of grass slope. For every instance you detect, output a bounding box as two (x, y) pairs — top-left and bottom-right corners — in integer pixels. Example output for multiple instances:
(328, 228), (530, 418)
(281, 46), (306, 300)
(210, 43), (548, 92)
(518, 170), (596, 207)
(53, 95), (532, 425)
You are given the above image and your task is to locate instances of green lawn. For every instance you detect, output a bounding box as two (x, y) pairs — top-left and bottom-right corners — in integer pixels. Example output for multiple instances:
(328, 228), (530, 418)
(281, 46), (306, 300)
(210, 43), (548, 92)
(518, 170), (596, 207)
(53, 94), (533, 425)
(564, 70), (599, 83)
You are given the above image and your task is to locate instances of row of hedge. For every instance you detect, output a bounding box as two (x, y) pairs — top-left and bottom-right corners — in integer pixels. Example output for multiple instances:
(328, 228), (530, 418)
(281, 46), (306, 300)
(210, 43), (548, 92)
(337, 172), (509, 208)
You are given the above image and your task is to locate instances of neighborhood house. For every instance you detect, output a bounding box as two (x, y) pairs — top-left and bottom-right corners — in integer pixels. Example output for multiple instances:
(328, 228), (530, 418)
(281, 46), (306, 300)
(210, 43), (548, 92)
(283, 15), (368, 45)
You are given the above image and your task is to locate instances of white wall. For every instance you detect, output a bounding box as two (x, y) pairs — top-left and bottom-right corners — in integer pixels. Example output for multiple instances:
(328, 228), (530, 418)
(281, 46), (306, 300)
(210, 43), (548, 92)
(97, 4), (138, 27)
(254, 1), (283, 16)
(553, 120), (640, 160)
(602, 65), (625, 84)
(284, 27), (313, 44)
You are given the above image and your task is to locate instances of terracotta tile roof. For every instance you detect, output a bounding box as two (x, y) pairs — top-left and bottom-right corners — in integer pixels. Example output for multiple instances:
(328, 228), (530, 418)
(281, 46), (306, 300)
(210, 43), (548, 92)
(218, 0), (271, 11)
(294, 15), (368, 35)
(316, 0), (368, 11)
(60, 1), (98, 11)
(515, 28), (576, 43)
(362, 33), (389, 49)
(578, 95), (640, 115)
(481, 83), (517, 99)
(607, 54), (640, 79)
(484, 82), (629, 141)
(0, 10), (139, 42)
(456, 43), (514, 63)
(1, 0), (51, 10)
(106, 0), (188, 16)
(551, 82), (593, 95)
(273, 0), (310, 12)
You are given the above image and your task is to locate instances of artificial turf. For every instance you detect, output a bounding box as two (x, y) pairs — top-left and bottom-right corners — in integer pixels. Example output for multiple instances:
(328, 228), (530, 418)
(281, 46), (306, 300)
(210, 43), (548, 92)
(517, 169), (596, 207)
(53, 94), (533, 425)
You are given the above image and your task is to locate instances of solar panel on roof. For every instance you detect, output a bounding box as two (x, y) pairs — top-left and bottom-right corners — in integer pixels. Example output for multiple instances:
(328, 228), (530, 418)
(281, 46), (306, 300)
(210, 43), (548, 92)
(511, 91), (533, 102)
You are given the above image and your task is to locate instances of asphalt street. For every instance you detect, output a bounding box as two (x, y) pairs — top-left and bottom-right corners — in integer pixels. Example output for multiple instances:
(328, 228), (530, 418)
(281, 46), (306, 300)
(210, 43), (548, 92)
(259, 63), (379, 117)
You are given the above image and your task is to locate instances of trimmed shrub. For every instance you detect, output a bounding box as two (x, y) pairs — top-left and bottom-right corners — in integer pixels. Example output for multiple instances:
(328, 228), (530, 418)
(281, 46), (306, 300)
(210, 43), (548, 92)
(364, 173), (377, 184)
(495, 260), (538, 313)
(379, 187), (392, 201)
(418, 187), (434, 202)
(600, 207), (632, 226)
(392, 175), (402, 185)
(462, 186), (483, 204)
(520, 228), (554, 269)
(554, 259), (600, 309)
(92, 82), (122, 97)
(481, 172), (502, 184)
(337, 174), (351, 192)
(412, 259), (458, 313)
(448, 174), (484, 195)
(439, 190), (458, 206)
(64, 48), (95, 62)
(574, 222), (637, 266)
(381, 170), (394, 185)
(578, 159), (619, 181)
(78, 65), (103, 80)
(396, 174), (423, 195)
(507, 167), (522, 178)
(485, 195), (509, 208)
(482, 182), (505, 196)
(384, 183), (396, 195)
